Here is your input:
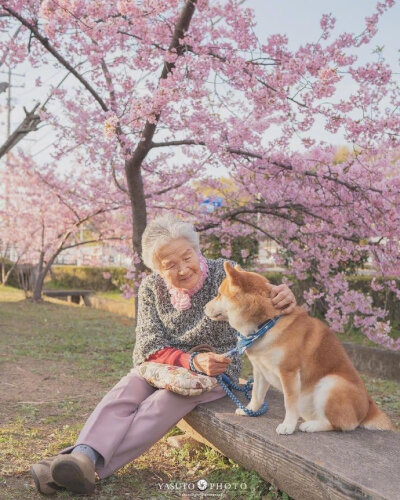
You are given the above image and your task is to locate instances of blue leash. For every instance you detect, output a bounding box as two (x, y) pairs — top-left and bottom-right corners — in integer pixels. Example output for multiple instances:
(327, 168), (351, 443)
(189, 316), (281, 417)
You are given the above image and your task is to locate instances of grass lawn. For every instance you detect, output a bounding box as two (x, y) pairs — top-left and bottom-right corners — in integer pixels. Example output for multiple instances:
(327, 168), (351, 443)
(95, 290), (135, 302)
(0, 285), (283, 499)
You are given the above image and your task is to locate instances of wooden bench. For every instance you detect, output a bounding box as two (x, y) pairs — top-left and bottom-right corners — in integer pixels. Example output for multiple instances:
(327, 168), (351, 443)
(43, 289), (93, 306)
(178, 384), (400, 500)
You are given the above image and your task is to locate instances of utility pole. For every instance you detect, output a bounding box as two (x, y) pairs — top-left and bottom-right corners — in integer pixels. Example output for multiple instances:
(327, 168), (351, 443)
(0, 67), (24, 274)
(7, 67), (11, 138)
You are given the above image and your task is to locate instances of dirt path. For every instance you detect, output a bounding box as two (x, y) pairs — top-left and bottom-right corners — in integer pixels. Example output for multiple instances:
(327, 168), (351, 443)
(0, 354), (191, 499)
(0, 359), (104, 423)
(1, 354), (262, 500)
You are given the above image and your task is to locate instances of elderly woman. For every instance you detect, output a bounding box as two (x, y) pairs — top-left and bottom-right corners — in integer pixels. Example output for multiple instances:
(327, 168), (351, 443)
(30, 214), (296, 495)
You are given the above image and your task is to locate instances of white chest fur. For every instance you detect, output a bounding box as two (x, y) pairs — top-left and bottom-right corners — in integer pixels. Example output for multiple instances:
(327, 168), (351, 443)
(246, 338), (284, 392)
(239, 321), (289, 393)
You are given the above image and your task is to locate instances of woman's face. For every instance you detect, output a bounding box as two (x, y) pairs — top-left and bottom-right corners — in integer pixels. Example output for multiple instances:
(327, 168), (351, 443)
(157, 238), (201, 290)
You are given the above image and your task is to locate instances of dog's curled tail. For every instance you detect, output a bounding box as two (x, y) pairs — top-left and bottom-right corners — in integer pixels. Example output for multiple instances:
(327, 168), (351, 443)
(360, 396), (394, 431)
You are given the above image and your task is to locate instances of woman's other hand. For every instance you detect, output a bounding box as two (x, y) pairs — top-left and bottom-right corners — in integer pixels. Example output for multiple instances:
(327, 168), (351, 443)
(193, 352), (231, 376)
(270, 284), (296, 314)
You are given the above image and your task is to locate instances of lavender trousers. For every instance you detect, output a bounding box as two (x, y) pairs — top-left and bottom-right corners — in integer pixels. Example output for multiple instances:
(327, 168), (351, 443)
(59, 366), (227, 479)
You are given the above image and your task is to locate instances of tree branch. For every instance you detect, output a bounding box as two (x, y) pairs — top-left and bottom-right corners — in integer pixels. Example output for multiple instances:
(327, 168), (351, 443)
(0, 25), (21, 67)
(128, 0), (198, 168)
(0, 103), (41, 158)
(182, 45), (306, 108)
(0, 65), (85, 158)
(148, 137), (382, 197)
(150, 139), (205, 148)
(60, 236), (123, 252)
(2, 5), (108, 111)
(111, 162), (128, 193)
(145, 180), (188, 198)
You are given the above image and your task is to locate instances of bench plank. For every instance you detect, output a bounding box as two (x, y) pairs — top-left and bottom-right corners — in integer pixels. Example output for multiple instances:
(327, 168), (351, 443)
(43, 289), (93, 297)
(178, 387), (400, 500)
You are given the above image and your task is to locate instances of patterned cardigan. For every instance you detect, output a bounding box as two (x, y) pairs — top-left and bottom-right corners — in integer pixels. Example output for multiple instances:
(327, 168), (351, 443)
(132, 258), (241, 382)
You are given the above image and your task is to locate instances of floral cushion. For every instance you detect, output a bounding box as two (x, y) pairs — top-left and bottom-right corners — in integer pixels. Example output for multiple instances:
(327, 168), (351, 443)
(136, 362), (219, 396)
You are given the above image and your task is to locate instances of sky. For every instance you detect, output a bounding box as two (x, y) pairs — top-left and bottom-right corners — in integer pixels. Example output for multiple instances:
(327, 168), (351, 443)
(249, 0), (399, 67)
(0, 0), (399, 173)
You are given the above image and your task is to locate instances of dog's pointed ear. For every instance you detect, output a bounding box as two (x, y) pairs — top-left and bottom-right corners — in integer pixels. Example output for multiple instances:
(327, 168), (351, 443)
(224, 261), (234, 275)
(224, 261), (242, 286)
(263, 280), (273, 296)
(263, 279), (278, 298)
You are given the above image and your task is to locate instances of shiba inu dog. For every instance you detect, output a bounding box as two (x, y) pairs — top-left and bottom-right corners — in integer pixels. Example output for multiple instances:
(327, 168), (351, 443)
(204, 262), (394, 435)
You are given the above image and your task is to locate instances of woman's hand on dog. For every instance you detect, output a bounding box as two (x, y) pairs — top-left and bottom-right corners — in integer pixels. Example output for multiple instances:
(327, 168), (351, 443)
(193, 352), (231, 376)
(270, 284), (296, 314)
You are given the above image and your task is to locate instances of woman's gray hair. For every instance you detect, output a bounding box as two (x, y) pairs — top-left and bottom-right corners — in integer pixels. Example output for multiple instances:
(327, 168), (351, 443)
(141, 214), (200, 272)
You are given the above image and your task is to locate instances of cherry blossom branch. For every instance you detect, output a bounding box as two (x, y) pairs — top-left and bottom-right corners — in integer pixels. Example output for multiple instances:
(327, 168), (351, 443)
(150, 139), (205, 148)
(230, 216), (282, 246)
(150, 140), (382, 195)
(0, 25), (21, 67)
(182, 204), (371, 245)
(61, 236), (123, 252)
(182, 46), (306, 108)
(128, 0), (198, 166)
(111, 162), (128, 193)
(2, 4), (108, 111)
(0, 103), (41, 158)
(0, 56), (86, 158)
(145, 180), (188, 198)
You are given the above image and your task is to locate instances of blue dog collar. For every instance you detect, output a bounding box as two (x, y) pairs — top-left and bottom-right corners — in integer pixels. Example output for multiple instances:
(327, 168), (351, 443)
(224, 315), (282, 357)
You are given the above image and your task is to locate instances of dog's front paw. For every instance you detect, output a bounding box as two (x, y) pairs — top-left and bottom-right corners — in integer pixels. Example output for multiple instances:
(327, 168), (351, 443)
(235, 408), (248, 416)
(299, 421), (315, 432)
(276, 421), (296, 435)
(235, 402), (261, 416)
(299, 420), (332, 433)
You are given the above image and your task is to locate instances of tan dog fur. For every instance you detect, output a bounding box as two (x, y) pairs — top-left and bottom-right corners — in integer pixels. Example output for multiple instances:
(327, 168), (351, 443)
(204, 262), (394, 435)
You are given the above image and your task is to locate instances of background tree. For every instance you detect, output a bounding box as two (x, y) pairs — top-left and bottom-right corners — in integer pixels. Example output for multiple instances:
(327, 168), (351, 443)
(1, 153), (128, 300)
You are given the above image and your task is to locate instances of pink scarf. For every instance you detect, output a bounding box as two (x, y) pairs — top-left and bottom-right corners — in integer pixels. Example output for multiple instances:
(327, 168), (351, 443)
(164, 254), (209, 311)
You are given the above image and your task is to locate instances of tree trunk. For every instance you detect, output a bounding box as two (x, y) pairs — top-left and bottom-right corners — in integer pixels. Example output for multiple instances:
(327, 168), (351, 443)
(125, 158), (147, 322)
(1, 244), (9, 284)
(32, 251), (45, 301)
(32, 261), (57, 302)
(122, 1), (198, 322)
(33, 251), (59, 302)
(1, 258), (5, 284)
(32, 270), (46, 301)
(2, 260), (17, 285)
(0, 103), (41, 159)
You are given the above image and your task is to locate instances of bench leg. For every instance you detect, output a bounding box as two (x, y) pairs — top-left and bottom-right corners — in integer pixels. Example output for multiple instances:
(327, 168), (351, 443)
(82, 295), (91, 306)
